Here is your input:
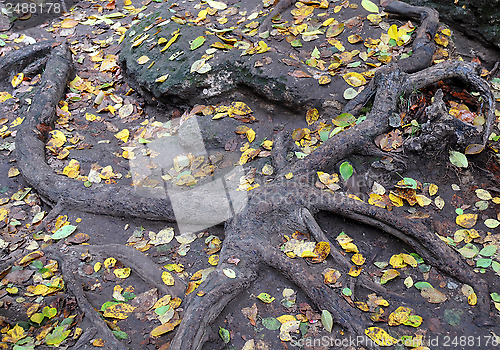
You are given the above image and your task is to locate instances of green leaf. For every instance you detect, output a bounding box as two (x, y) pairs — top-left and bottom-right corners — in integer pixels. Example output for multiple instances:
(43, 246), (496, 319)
(321, 310), (333, 332)
(122, 292), (136, 301)
(100, 301), (120, 312)
(262, 317), (281, 330)
(339, 162), (353, 181)
(256, 292), (275, 303)
(190, 36), (206, 50)
(413, 281), (433, 290)
(402, 177), (418, 189)
(343, 88), (359, 100)
(342, 287), (352, 296)
(311, 46), (320, 59)
(112, 330), (129, 340)
(60, 317), (75, 327)
(458, 243), (479, 259)
(491, 292), (500, 302)
(218, 327), (230, 343)
(50, 225), (77, 240)
(295, 152), (307, 159)
(45, 326), (71, 346)
(444, 308), (462, 326)
(410, 253), (424, 264)
(492, 261), (500, 274)
(155, 305), (170, 316)
(484, 219), (500, 228)
(30, 260), (43, 269)
(333, 113), (356, 127)
(361, 0), (379, 13)
(449, 151), (468, 168)
(479, 245), (497, 257)
(42, 306), (57, 319)
(30, 313), (45, 324)
(476, 258), (492, 268)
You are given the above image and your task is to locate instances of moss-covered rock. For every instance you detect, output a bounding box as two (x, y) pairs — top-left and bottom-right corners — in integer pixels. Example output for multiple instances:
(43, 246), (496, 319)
(119, 7), (341, 112)
(403, 0), (500, 49)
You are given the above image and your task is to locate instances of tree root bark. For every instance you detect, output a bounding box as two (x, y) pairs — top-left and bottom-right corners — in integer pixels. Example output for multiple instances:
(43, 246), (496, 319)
(5, 1), (498, 349)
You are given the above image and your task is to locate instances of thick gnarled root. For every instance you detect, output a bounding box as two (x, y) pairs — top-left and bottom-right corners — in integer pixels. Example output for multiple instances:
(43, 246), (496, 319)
(169, 266), (257, 350)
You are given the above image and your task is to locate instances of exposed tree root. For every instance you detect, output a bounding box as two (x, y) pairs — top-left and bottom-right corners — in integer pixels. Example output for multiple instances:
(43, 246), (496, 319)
(45, 246), (126, 350)
(5, 1), (498, 349)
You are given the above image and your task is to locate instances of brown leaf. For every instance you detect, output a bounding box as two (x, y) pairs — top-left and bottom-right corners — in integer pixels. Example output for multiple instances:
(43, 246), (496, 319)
(241, 303), (258, 326)
(288, 70), (312, 78)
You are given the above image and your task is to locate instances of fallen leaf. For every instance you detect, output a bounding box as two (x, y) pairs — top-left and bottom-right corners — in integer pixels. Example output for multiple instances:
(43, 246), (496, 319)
(456, 213), (477, 228)
(321, 310), (333, 332)
(364, 327), (398, 346)
(114, 268), (131, 279)
(449, 150), (468, 168)
(361, 0), (379, 13)
(256, 292), (275, 303)
(61, 18), (78, 28)
(11, 73), (24, 88)
(103, 303), (136, 319)
(137, 56), (150, 65)
(161, 271), (175, 285)
(420, 287), (447, 303)
(380, 269), (400, 284)
(343, 72), (366, 87)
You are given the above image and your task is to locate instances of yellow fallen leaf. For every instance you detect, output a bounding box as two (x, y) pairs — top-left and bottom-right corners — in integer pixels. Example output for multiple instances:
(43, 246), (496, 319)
(355, 301), (369, 311)
(92, 339), (105, 347)
(104, 257), (117, 269)
(416, 194), (432, 206)
(85, 113), (100, 121)
(161, 32), (180, 52)
(137, 56), (150, 65)
(428, 183), (438, 196)
(277, 314), (297, 324)
(364, 327), (398, 346)
(475, 189), (492, 200)
(103, 303), (136, 319)
(114, 268), (131, 279)
(61, 18), (79, 28)
(380, 269), (400, 284)
(8, 167), (20, 177)
(323, 268), (341, 284)
(351, 253), (365, 266)
(348, 266), (362, 277)
(468, 292), (477, 306)
(246, 129), (256, 142)
(318, 75), (331, 85)
(456, 213), (478, 229)
(312, 241), (330, 263)
(342, 72), (366, 87)
(208, 255), (219, 266)
(388, 24), (398, 40)
(18, 250), (44, 265)
(162, 271), (175, 286)
(3, 324), (25, 343)
(388, 306), (411, 326)
(11, 73), (24, 88)
(62, 159), (80, 179)
(306, 108), (319, 125)
(114, 129), (129, 143)
(151, 319), (181, 336)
